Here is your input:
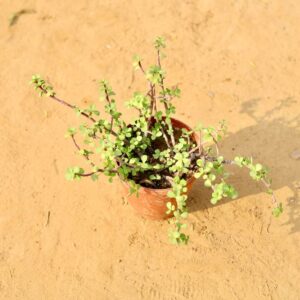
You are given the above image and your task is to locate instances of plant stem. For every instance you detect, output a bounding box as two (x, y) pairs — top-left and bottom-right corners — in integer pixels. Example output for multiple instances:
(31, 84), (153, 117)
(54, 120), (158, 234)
(138, 58), (173, 148)
(80, 169), (116, 177)
(103, 84), (114, 134)
(198, 131), (202, 156)
(261, 178), (279, 206)
(38, 86), (119, 137)
(71, 134), (96, 167)
(146, 83), (156, 132)
(53, 93), (96, 122)
(71, 134), (117, 177)
(157, 48), (176, 147)
(138, 61), (145, 74)
(152, 85), (171, 149)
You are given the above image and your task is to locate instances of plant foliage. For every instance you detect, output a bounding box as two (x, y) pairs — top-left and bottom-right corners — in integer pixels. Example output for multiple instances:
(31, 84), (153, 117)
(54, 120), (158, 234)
(31, 37), (282, 245)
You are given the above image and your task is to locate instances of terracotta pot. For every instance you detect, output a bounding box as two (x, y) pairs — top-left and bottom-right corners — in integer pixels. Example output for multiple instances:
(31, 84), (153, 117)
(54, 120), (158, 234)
(120, 118), (197, 220)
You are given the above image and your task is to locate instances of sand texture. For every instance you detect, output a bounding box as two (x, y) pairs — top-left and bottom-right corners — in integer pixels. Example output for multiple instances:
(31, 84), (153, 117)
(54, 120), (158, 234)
(0, 0), (300, 299)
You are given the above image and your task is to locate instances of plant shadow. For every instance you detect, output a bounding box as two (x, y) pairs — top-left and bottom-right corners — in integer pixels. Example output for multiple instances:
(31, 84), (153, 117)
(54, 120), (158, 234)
(188, 97), (300, 234)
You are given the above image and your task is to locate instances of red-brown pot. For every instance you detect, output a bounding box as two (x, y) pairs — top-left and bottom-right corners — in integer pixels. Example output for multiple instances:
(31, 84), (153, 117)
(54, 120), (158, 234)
(120, 118), (197, 220)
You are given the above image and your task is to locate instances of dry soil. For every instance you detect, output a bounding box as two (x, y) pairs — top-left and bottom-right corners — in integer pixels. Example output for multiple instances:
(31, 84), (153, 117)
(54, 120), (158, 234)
(0, 1), (300, 299)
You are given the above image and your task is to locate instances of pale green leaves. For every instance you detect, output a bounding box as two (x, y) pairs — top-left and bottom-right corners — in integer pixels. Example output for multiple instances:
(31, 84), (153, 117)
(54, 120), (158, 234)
(168, 219), (189, 245)
(99, 80), (115, 100)
(86, 104), (100, 116)
(272, 203), (283, 217)
(132, 54), (142, 70)
(166, 201), (176, 214)
(154, 36), (166, 50)
(75, 104), (100, 118)
(105, 99), (121, 120)
(161, 86), (181, 98)
(65, 167), (84, 180)
(169, 152), (190, 173)
(146, 65), (165, 84)
(169, 229), (189, 245)
(141, 155), (148, 163)
(233, 156), (282, 217)
(174, 138), (189, 152)
(150, 123), (163, 140)
(234, 156), (268, 181)
(79, 149), (93, 157)
(249, 163), (268, 181)
(203, 173), (216, 187)
(30, 75), (55, 97)
(91, 173), (99, 181)
(149, 174), (161, 181)
(211, 182), (238, 205)
(167, 177), (189, 245)
(128, 180), (140, 196)
(234, 156), (251, 167)
(31, 36), (283, 249)
(126, 92), (151, 117)
(65, 127), (77, 138)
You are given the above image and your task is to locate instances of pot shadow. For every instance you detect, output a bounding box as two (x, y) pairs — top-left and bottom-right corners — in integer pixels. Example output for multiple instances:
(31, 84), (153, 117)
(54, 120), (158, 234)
(188, 97), (300, 234)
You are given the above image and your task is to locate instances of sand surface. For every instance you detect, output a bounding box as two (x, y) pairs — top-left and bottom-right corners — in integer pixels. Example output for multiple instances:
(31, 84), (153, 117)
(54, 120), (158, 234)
(1, 1), (300, 299)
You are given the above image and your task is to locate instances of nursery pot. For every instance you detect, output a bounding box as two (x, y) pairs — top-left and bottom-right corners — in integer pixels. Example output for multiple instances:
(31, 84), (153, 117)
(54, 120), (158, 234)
(120, 118), (197, 220)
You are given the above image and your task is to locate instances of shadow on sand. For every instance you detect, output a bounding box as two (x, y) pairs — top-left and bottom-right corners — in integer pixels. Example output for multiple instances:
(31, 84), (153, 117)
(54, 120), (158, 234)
(189, 97), (300, 233)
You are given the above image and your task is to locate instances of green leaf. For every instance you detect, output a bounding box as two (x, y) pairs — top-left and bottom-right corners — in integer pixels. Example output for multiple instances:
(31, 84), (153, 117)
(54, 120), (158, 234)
(167, 191), (175, 198)
(149, 174), (161, 181)
(211, 197), (218, 205)
(146, 65), (165, 84)
(272, 203), (283, 217)
(129, 158), (137, 165)
(194, 172), (201, 179)
(91, 173), (99, 181)
(196, 159), (204, 167)
(166, 202), (173, 210)
(181, 212), (188, 219)
(65, 167), (84, 181)
(132, 54), (142, 70)
(204, 179), (212, 187)
(65, 127), (77, 137)
(128, 180), (140, 196)
(154, 36), (166, 49)
(255, 164), (263, 171)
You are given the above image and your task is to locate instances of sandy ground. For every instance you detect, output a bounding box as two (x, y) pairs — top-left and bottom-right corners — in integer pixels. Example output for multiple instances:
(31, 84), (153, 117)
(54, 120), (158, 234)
(0, 0), (300, 299)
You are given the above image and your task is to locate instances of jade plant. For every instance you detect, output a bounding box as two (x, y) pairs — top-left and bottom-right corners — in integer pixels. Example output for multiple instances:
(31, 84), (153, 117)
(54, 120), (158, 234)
(31, 37), (282, 245)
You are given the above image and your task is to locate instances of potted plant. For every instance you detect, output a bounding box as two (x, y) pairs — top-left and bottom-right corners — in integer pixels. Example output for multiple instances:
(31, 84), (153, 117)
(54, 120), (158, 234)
(31, 37), (282, 245)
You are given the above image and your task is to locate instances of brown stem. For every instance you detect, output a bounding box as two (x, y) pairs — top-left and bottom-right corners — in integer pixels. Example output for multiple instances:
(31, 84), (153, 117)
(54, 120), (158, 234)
(157, 49), (163, 67)
(191, 153), (234, 165)
(52, 93), (96, 122)
(80, 170), (103, 177)
(161, 126), (171, 149)
(71, 134), (117, 177)
(138, 61), (145, 74)
(189, 145), (200, 154)
(79, 168), (117, 177)
(206, 156), (234, 165)
(38, 87), (119, 137)
(71, 135), (96, 167)
(115, 157), (135, 169)
(137, 59), (171, 148)
(261, 178), (279, 206)
(157, 49), (175, 146)
(103, 85), (114, 134)
(146, 84), (155, 134)
(151, 84), (171, 148)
